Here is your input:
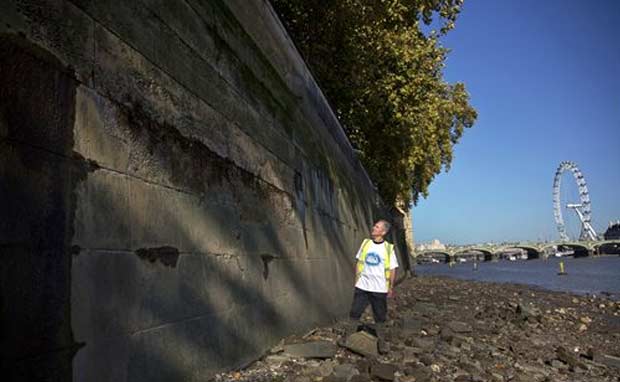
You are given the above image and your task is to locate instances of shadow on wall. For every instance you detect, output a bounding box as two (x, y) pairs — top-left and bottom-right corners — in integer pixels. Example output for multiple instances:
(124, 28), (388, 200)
(0, 34), (380, 381)
(0, 35), (84, 381)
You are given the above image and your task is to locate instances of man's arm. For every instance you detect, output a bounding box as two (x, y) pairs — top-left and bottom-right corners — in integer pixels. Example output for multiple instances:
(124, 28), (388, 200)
(354, 240), (367, 280)
(388, 268), (397, 297)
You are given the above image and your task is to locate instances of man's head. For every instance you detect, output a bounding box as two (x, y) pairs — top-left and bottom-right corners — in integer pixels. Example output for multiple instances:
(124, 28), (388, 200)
(371, 220), (391, 240)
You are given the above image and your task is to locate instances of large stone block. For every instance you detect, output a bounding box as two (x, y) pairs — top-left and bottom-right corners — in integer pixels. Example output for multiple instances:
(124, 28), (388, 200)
(73, 170), (132, 250)
(74, 86), (131, 171)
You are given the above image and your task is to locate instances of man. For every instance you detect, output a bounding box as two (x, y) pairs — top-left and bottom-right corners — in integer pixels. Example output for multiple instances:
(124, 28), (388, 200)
(345, 220), (398, 353)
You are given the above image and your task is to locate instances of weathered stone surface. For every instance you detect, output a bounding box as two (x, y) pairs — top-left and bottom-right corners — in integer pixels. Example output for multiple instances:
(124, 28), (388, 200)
(440, 327), (455, 341)
(516, 303), (541, 322)
(370, 362), (398, 381)
(306, 359), (335, 377)
(556, 346), (586, 370)
(349, 374), (372, 382)
(333, 363), (360, 381)
(355, 358), (371, 375)
(400, 315), (423, 332)
(344, 331), (379, 357)
(410, 337), (435, 352)
(282, 341), (337, 359)
(1, 1), (411, 381)
(446, 321), (474, 333)
(406, 365), (432, 382)
(415, 302), (439, 316)
(594, 354), (620, 369)
(454, 372), (472, 382)
(419, 354), (435, 366)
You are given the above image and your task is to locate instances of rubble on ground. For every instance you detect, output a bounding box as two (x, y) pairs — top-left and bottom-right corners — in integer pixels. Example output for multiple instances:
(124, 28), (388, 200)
(213, 276), (620, 382)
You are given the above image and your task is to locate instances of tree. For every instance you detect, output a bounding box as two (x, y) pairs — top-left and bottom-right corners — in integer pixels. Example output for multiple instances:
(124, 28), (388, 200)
(271, 0), (477, 208)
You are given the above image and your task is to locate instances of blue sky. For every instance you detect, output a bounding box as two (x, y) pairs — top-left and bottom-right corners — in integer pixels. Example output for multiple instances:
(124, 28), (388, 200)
(414, 0), (620, 245)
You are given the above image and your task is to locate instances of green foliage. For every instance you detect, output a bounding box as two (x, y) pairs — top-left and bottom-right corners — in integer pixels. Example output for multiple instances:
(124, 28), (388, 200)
(271, 0), (477, 207)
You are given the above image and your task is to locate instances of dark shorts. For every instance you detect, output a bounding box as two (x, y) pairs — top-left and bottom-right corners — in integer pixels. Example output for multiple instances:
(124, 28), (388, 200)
(349, 287), (387, 323)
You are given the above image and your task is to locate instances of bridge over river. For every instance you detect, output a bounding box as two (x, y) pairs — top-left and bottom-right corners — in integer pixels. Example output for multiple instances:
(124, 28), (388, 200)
(416, 240), (620, 263)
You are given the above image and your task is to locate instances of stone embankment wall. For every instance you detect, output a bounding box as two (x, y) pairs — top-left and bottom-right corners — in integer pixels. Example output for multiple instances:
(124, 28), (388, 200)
(0, 1), (409, 381)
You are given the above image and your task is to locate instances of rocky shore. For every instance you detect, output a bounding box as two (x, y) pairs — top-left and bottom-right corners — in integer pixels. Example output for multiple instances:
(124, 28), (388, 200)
(213, 276), (620, 382)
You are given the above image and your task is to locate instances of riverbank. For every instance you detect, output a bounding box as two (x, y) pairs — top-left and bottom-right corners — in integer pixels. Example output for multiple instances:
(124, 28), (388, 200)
(416, 255), (620, 299)
(213, 276), (620, 382)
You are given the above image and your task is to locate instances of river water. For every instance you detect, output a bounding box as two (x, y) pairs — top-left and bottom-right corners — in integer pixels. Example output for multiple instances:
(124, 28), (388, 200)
(415, 255), (620, 299)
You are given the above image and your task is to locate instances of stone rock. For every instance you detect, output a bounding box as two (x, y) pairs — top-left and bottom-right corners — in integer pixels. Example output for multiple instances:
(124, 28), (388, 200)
(578, 323), (588, 332)
(453, 372), (472, 382)
(516, 304), (541, 322)
(441, 345), (461, 358)
(411, 336), (435, 352)
(516, 363), (549, 380)
(307, 360), (335, 377)
(594, 353), (620, 369)
(451, 334), (473, 347)
(333, 363), (360, 381)
(282, 341), (337, 359)
(556, 346), (586, 370)
(401, 316), (423, 332)
(323, 374), (346, 382)
(579, 316), (592, 324)
(270, 343), (284, 354)
(355, 359), (371, 375)
(416, 303), (440, 316)
(458, 360), (484, 375)
(370, 362), (398, 381)
(350, 375), (371, 382)
(265, 354), (292, 365)
(293, 377), (312, 382)
(343, 331), (378, 357)
(582, 347), (595, 360)
(420, 354), (435, 366)
(446, 321), (473, 333)
(401, 346), (420, 363)
(550, 359), (567, 369)
(440, 327), (455, 342)
(407, 366), (432, 382)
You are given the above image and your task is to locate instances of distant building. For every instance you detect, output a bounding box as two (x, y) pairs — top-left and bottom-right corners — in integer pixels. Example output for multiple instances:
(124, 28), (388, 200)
(604, 220), (620, 240)
(417, 239), (446, 251)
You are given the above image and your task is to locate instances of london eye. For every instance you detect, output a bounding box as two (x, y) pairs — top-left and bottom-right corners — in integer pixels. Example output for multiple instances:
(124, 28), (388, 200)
(552, 161), (598, 241)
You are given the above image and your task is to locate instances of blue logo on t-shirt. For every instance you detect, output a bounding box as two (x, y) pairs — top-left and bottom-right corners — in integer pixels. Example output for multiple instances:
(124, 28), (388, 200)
(365, 252), (381, 266)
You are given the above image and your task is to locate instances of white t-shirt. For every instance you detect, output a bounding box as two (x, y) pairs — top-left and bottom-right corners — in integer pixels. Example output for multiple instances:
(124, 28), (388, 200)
(355, 240), (399, 293)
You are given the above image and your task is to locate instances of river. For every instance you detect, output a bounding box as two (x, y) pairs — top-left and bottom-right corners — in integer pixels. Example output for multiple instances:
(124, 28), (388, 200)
(415, 255), (620, 299)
